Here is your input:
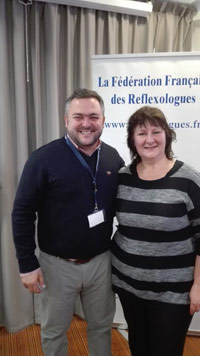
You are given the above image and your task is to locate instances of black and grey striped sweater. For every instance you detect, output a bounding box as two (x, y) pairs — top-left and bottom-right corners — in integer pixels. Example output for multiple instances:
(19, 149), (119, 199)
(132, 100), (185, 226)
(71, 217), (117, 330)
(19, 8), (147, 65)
(112, 160), (200, 305)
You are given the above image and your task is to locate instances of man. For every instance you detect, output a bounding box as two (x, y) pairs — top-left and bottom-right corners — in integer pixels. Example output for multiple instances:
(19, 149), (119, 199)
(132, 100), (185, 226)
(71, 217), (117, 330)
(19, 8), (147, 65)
(12, 88), (124, 356)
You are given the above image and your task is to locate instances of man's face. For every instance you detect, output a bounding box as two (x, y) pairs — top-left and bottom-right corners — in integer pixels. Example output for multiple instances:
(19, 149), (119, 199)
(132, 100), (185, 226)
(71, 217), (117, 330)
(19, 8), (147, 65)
(64, 98), (105, 152)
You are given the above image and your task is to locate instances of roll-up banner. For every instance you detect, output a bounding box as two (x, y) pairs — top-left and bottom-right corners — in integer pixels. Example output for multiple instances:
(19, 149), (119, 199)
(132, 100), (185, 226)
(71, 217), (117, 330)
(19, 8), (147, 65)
(91, 52), (200, 170)
(91, 52), (200, 334)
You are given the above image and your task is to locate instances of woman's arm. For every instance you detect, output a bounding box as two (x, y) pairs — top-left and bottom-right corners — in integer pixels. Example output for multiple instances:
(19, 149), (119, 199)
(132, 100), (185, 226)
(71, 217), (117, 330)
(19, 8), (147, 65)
(190, 254), (200, 315)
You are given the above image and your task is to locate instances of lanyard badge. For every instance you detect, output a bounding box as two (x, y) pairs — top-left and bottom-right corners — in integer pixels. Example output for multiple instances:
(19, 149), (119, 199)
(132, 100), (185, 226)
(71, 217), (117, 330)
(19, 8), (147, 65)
(65, 137), (106, 227)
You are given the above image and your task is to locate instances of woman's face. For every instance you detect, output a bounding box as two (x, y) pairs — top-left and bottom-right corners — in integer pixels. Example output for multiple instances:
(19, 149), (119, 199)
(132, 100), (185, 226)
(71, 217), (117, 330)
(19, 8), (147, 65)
(133, 121), (166, 162)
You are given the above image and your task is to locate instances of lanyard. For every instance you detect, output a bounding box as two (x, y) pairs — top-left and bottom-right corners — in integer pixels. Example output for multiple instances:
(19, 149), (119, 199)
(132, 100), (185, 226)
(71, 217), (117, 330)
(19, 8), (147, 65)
(65, 137), (101, 212)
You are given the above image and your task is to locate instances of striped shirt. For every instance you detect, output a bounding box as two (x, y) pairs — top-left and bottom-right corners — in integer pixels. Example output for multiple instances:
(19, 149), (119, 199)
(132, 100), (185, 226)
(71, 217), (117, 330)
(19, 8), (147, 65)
(112, 160), (200, 305)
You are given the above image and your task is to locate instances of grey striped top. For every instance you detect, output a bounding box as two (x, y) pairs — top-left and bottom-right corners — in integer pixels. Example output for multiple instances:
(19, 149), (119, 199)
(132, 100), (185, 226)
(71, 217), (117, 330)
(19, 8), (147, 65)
(112, 160), (200, 305)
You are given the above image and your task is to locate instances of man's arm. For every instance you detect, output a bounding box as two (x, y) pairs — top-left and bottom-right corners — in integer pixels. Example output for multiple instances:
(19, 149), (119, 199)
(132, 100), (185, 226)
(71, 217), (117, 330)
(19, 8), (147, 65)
(12, 153), (45, 276)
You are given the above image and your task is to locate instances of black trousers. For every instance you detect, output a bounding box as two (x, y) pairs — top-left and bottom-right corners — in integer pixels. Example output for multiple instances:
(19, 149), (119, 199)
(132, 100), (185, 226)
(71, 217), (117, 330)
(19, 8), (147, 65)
(118, 290), (193, 356)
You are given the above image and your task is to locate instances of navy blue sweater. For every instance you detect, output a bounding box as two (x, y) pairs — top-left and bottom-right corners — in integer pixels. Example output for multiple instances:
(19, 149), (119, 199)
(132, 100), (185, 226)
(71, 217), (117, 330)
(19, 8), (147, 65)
(12, 137), (124, 273)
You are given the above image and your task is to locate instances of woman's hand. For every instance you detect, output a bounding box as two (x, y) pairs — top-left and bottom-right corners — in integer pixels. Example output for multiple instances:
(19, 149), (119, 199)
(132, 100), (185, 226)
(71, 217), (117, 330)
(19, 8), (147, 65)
(190, 283), (200, 315)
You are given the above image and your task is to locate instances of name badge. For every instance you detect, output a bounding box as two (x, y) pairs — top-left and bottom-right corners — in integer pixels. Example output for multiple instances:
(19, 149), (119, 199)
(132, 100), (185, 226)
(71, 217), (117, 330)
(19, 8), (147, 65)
(88, 209), (105, 228)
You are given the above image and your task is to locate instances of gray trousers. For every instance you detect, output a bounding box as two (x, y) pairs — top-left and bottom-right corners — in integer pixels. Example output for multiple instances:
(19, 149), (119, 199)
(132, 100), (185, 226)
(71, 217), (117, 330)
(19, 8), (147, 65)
(39, 250), (115, 356)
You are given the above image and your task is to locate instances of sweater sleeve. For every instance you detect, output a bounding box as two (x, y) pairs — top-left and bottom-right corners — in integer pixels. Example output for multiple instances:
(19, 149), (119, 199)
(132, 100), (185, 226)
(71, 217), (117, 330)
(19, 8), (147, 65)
(12, 153), (46, 273)
(187, 180), (200, 256)
(189, 202), (200, 255)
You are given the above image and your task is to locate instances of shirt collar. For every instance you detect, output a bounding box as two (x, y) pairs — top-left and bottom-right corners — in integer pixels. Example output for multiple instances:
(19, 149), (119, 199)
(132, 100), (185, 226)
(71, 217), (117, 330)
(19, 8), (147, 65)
(66, 134), (101, 156)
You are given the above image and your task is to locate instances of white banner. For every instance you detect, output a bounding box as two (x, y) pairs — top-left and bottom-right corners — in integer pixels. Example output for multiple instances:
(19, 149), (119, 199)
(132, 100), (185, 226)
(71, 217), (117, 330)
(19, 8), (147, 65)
(92, 52), (200, 333)
(92, 52), (200, 170)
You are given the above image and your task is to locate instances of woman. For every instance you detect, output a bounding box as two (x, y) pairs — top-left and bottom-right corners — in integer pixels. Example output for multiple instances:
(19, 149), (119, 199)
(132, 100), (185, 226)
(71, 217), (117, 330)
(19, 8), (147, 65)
(112, 106), (200, 356)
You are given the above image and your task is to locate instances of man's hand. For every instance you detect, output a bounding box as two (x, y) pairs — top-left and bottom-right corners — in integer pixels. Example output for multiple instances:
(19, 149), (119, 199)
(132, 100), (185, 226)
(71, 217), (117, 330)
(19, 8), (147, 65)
(20, 268), (45, 294)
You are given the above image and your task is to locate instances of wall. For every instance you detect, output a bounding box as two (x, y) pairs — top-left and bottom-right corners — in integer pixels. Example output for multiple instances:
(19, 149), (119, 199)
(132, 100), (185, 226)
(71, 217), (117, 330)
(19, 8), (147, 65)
(192, 17), (200, 51)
